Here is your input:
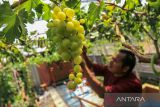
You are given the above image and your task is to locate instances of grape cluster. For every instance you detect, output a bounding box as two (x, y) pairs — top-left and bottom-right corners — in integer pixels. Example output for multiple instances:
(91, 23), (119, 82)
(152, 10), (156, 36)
(47, 6), (85, 90)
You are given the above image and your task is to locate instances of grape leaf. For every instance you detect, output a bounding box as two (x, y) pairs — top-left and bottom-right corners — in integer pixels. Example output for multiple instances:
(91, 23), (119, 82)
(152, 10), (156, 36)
(124, 0), (135, 10)
(3, 14), (21, 42)
(0, 2), (29, 42)
(17, 9), (28, 36)
(14, 0), (32, 14)
(0, 2), (14, 25)
(35, 4), (43, 19)
(87, 1), (105, 28)
(42, 4), (51, 21)
(65, 0), (81, 9)
(115, 0), (121, 4)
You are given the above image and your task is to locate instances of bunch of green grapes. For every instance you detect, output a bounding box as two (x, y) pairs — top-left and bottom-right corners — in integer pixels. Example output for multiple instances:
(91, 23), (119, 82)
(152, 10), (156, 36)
(47, 6), (86, 90)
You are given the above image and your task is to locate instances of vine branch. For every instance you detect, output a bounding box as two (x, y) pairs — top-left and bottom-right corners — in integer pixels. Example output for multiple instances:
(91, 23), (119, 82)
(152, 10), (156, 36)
(115, 23), (123, 37)
(115, 22), (151, 63)
(96, 0), (146, 15)
(106, 2), (128, 11)
(89, 0), (157, 63)
(122, 43), (151, 63)
(142, 26), (155, 40)
(142, 26), (160, 57)
(11, 0), (28, 9)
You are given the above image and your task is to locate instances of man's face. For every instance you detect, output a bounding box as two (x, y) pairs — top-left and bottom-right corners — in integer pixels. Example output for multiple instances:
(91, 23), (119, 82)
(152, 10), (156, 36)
(108, 52), (128, 75)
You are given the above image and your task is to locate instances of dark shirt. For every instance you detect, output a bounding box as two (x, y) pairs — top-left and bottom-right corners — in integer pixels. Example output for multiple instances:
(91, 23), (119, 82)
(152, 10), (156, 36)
(92, 63), (142, 93)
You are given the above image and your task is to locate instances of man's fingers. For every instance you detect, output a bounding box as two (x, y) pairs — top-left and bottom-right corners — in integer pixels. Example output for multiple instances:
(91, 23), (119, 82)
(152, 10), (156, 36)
(82, 46), (87, 53)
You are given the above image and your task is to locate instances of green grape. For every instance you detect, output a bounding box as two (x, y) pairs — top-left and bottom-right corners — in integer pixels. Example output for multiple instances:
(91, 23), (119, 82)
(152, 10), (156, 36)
(78, 33), (85, 40)
(53, 6), (61, 13)
(77, 41), (83, 49)
(66, 9), (75, 18)
(80, 19), (85, 24)
(76, 72), (83, 78)
(82, 41), (87, 47)
(47, 22), (54, 28)
(62, 39), (70, 47)
(67, 81), (77, 90)
(58, 44), (68, 51)
(52, 13), (58, 19)
(74, 56), (82, 65)
(67, 17), (72, 22)
(52, 19), (60, 27)
(72, 20), (80, 27)
(66, 22), (74, 31)
(53, 36), (61, 43)
(71, 51), (79, 58)
(59, 21), (66, 27)
(69, 73), (75, 80)
(63, 7), (69, 13)
(75, 48), (83, 55)
(77, 25), (84, 33)
(56, 33), (64, 38)
(57, 48), (63, 54)
(74, 77), (82, 84)
(70, 35), (78, 41)
(71, 29), (78, 35)
(71, 42), (79, 50)
(74, 65), (81, 73)
(72, 50), (82, 58)
(61, 52), (71, 61)
(57, 12), (66, 21)
(57, 21), (66, 34)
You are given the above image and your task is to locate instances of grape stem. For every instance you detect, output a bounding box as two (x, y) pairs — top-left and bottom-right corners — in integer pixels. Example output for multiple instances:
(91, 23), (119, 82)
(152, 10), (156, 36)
(73, 0), (81, 9)
(96, 0), (146, 16)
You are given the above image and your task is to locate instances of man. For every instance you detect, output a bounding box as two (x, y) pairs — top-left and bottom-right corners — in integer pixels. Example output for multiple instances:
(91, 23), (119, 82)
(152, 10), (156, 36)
(82, 47), (142, 97)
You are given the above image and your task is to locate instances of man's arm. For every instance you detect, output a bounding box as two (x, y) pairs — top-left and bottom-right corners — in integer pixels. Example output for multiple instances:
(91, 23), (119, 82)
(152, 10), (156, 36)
(82, 47), (106, 76)
(82, 51), (94, 69)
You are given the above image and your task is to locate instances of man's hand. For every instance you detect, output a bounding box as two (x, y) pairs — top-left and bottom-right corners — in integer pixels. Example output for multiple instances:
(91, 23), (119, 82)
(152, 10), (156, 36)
(82, 46), (87, 58)
(81, 46), (93, 70)
(81, 46), (88, 67)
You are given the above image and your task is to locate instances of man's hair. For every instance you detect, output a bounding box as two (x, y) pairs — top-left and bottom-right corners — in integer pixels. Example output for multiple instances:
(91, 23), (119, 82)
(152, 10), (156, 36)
(119, 49), (136, 75)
